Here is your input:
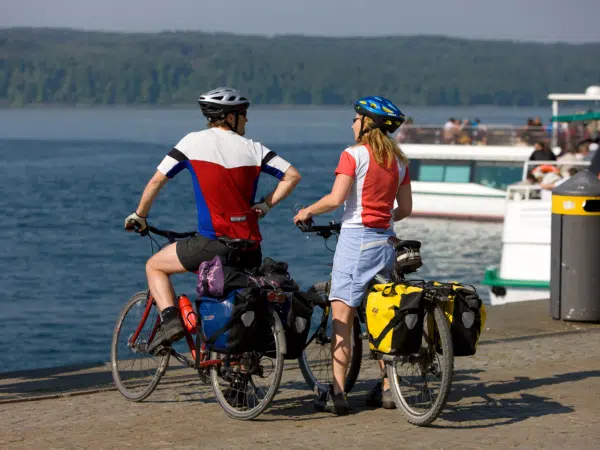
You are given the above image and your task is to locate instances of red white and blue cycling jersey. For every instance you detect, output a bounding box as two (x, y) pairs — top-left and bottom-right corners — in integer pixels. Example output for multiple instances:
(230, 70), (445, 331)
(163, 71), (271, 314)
(335, 144), (410, 229)
(157, 128), (291, 242)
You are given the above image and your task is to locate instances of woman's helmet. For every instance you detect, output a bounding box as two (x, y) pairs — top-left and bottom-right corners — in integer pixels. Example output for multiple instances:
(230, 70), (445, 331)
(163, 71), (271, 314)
(198, 87), (250, 121)
(354, 96), (405, 134)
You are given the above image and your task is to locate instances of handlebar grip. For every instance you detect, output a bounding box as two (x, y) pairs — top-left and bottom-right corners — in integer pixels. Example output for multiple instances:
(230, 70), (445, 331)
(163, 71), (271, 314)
(296, 220), (314, 232)
(125, 219), (149, 236)
(125, 219), (140, 231)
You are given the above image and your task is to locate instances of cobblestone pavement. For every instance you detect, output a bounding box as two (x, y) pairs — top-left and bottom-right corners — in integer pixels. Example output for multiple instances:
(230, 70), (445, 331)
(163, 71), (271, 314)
(1, 301), (600, 449)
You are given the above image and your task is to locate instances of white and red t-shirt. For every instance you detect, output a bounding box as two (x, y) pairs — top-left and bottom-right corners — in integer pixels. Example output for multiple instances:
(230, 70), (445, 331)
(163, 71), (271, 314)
(157, 128), (291, 242)
(335, 144), (410, 229)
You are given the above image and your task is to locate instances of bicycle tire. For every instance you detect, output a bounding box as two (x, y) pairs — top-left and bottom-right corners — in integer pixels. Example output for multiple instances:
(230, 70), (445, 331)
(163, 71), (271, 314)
(298, 282), (363, 394)
(210, 308), (285, 420)
(111, 290), (170, 402)
(387, 304), (454, 426)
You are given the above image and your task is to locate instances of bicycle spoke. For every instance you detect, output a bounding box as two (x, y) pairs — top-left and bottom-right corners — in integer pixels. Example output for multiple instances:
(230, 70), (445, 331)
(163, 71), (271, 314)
(388, 306), (453, 426)
(112, 292), (169, 401)
(210, 310), (285, 419)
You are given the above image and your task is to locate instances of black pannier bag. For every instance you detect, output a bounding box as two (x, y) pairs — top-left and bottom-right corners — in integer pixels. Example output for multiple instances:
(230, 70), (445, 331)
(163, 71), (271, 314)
(281, 291), (317, 359)
(425, 281), (487, 357)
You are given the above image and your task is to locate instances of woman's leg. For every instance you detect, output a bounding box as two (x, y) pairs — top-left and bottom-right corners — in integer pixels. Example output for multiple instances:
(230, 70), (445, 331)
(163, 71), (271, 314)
(330, 299), (356, 395)
(379, 361), (389, 390)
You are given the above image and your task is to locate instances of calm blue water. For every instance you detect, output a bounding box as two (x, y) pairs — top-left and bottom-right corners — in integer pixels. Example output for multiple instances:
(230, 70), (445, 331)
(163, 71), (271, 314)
(0, 105), (560, 373)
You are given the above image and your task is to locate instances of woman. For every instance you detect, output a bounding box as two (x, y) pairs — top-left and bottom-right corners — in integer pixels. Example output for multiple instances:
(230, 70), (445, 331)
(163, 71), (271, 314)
(293, 96), (413, 415)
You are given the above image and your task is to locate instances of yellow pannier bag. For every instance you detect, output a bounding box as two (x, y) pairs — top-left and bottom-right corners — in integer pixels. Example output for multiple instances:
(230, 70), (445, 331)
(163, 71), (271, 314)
(366, 282), (425, 356)
(427, 281), (487, 356)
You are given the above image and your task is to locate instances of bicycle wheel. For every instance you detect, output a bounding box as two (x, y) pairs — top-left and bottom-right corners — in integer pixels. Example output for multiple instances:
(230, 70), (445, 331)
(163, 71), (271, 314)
(210, 308), (285, 420)
(111, 290), (170, 401)
(387, 303), (454, 426)
(298, 281), (363, 394)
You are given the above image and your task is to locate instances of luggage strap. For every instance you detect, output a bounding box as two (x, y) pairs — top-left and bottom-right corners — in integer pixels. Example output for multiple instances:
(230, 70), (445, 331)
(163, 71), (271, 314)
(369, 307), (402, 349)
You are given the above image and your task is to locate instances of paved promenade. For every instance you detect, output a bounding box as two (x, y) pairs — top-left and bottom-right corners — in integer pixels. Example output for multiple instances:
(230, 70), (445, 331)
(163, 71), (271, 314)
(1, 300), (599, 449)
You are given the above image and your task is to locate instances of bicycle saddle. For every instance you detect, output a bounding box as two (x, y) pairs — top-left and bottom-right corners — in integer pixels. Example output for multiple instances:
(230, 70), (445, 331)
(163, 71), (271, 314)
(218, 236), (256, 250)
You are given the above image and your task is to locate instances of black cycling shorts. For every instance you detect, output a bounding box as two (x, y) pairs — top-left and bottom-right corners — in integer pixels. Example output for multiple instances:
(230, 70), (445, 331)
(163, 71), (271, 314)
(176, 235), (262, 272)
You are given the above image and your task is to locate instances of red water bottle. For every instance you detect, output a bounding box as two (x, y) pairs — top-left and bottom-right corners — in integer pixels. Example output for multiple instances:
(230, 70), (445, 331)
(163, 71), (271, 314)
(177, 294), (197, 334)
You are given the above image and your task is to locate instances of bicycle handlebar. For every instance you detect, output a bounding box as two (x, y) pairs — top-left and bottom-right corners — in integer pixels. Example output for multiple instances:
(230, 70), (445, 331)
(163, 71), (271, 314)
(126, 219), (197, 243)
(296, 220), (341, 239)
(144, 226), (197, 240)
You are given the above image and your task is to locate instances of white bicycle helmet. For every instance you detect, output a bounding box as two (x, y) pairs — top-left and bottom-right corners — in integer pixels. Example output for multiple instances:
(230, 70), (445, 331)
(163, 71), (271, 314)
(198, 87), (250, 121)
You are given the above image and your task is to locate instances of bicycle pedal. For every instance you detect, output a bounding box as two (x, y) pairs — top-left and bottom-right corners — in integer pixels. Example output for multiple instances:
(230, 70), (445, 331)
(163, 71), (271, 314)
(197, 369), (211, 384)
(151, 345), (170, 357)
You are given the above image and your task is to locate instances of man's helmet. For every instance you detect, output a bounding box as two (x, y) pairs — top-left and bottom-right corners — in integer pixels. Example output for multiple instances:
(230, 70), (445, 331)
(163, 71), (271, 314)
(354, 96), (405, 134)
(198, 87), (250, 121)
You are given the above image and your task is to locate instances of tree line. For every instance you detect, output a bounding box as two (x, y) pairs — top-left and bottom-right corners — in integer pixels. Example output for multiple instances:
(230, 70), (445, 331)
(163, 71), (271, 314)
(1, 27), (599, 107)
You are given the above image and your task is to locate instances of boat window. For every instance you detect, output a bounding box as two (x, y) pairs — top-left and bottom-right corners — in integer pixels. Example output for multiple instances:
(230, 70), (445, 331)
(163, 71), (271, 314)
(473, 162), (523, 190)
(445, 165), (471, 182)
(416, 161), (471, 183)
(419, 164), (445, 182)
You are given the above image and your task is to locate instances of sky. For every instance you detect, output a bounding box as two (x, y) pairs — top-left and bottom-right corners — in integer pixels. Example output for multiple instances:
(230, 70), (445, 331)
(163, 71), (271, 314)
(2, 0), (600, 43)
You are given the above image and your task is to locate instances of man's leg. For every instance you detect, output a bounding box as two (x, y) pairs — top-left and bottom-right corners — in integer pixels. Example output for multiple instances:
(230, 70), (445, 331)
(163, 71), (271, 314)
(145, 242), (187, 353)
(146, 242), (187, 311)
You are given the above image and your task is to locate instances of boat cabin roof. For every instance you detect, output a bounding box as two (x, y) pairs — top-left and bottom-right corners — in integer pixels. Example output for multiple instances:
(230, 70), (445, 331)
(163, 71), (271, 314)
(402, 144), (533, 162)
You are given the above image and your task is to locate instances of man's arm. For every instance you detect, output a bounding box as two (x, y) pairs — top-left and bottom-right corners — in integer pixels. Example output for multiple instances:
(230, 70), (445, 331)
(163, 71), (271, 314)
(135, 170), (169, 217)
(261, 165), (302, 208)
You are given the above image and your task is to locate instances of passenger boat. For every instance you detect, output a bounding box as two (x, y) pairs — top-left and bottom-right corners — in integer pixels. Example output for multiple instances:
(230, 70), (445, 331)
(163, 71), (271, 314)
(398, 88), (599, 221)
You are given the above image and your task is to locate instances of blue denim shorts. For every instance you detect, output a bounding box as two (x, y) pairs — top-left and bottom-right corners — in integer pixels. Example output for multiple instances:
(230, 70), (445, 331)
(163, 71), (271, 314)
(329, 227), (395, 308)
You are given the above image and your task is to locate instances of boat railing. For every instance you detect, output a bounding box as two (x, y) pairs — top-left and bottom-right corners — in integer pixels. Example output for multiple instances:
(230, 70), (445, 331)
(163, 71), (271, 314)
(507, 159), (592, 202)
(520, 159), (591, 181)
(396, 124), (590, 148)
(506, 184), (544, 202)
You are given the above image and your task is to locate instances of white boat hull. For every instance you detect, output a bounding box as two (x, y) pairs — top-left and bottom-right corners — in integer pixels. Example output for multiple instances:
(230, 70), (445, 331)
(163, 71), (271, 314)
(488, 288), (549, 305)
(398, 144), (533, 222)
(411, 192), (506, 221)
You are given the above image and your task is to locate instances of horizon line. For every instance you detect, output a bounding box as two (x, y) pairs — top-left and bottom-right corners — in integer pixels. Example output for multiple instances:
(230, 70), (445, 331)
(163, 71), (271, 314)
(2, 26), (599, 46)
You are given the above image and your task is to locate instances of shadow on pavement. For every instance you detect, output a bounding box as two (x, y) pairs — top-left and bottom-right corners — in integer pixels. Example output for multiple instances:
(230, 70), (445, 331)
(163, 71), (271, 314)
(432, 369), (600, 429)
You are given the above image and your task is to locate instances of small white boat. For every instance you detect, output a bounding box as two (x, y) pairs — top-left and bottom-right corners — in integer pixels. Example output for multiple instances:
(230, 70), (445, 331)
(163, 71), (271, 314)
(481, 87), (600, 305)
(402, 144), (534, 221)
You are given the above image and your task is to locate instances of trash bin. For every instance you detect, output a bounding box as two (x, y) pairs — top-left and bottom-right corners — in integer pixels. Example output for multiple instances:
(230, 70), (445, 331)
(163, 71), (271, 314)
(550, 170), (600, 321)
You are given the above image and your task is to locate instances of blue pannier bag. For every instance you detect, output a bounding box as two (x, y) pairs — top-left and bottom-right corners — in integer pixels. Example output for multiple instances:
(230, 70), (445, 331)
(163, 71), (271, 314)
(198, 287), (266, 353)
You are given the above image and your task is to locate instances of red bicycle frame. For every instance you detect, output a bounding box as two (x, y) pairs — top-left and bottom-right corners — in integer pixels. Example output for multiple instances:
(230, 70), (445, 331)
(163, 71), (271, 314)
(129, 291), (222, 369)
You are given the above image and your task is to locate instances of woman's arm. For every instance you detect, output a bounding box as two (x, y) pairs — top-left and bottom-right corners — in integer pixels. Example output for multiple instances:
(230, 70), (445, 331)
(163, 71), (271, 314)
(293, 174), (354, 222)
(393, 183), (412, 222)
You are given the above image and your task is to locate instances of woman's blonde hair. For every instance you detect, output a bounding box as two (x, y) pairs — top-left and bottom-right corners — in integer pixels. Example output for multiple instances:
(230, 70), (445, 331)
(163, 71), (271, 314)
(355, 116), (408, 167)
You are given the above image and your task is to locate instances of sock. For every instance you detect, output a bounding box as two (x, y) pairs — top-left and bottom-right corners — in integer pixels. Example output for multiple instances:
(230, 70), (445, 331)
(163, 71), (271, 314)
(161, 306), (179, 323)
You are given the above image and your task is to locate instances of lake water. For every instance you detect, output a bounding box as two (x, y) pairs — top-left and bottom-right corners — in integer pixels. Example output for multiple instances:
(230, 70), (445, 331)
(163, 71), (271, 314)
(0, 105), (558, 373)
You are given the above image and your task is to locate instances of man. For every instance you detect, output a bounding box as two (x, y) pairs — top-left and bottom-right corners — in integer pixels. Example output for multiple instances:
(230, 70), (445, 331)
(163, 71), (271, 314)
(529, 141), (557, 162)
(124, 87), (302, 354)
